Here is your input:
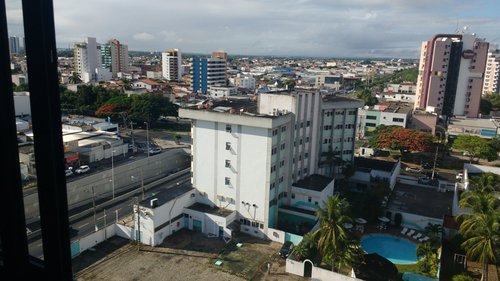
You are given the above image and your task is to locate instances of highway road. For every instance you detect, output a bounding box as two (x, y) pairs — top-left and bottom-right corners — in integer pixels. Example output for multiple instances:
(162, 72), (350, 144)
(27, 170), (191, 259)
(23, 148), (190, 223)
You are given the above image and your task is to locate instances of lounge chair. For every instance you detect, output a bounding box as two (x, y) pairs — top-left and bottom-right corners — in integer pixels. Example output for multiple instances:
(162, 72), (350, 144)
(406, 229), (415, 237)
(419, 236), (429, 242)
(400, 227), (408, 235)
(413, 233), (422, 240)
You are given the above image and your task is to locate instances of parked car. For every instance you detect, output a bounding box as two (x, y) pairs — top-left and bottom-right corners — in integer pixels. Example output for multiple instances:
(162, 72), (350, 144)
(456, 172), (463, 180)
(148, 147), (162, 155)
(65, 169), (73, 177)
(418, 176), (431, 184)
(405, 166), (423, 173)
(421, 162), (432, 169)
(279, 241), (294, 258)
(75, 165), (90, 174)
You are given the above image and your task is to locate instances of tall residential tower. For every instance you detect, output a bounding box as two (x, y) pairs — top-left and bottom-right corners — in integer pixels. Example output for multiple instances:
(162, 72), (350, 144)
(101, 39), (129, 77)
(482, 46), (500, 95)
(162, 49), (182, 81)
(414, 30), (489, 118)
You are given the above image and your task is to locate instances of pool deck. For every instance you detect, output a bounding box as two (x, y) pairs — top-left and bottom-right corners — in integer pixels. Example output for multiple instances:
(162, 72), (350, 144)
(352, 225), (424, 245)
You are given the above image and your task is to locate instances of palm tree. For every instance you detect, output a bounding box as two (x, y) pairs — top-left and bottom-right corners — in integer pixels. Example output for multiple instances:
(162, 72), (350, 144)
(312, 195), (352, 271)
(460, 191), (499, 215)
(416, 242), (438, 274)
(470, 173), (500, 193)
(425, 223), (443, 244)
(69, 72), (82, 84)
(459, 211), (500, 281)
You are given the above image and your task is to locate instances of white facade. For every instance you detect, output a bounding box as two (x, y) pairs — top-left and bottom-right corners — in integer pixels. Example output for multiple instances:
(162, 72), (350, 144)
(482, 47), (500, 95)
(180, 108), (293, 232)
(208, 86), (237, 99)
(13, 92), (31, 117)
(134, 187), (197, 246)
(233, 74), (256, 89)
(73, 37), (100, 83)
(162, 49), (182, 81)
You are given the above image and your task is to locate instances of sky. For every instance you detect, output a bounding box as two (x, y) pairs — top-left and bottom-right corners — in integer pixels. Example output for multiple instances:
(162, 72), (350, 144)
(6, 0), (500, 58)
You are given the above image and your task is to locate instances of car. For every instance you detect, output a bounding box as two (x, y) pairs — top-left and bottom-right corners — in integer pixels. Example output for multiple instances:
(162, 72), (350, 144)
(75, 165), (90, 174)
(279, 241), (294, 258)
(456, 172), (463, 180)
(421, 162), (432, 169)
(65, 169), (73, 177)
(148, 147), (162, 155)
(418, 176), (431, 184)
(405, 166), (423, 173)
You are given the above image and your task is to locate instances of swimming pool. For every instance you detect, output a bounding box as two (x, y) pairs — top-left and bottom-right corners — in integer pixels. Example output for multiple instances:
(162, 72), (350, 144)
(361, 234), (417, 264)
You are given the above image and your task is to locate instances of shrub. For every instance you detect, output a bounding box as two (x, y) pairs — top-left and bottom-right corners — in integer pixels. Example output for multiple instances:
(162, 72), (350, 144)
(394, 213), (402, 227)
(452, 274), (474, 281)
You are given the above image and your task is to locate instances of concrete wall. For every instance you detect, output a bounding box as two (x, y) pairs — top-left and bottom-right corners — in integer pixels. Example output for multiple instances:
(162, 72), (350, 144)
(267, 228), (286, 243)
(286, 258), (361, 281)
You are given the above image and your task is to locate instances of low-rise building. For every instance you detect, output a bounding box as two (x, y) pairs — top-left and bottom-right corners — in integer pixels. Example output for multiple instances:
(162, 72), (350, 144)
(358, 102), (412, 137)
(447, 116), (500, 139)
(348, 157), (401, 191)
(208, 86), (237, 99)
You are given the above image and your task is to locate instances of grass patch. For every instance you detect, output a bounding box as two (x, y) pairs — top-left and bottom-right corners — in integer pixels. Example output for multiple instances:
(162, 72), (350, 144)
(396, 263), (419, 273)
(213, 241), (276, 280)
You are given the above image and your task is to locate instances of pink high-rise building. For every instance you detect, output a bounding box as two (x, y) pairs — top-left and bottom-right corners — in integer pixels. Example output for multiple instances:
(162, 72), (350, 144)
(414, 31), (489, 118)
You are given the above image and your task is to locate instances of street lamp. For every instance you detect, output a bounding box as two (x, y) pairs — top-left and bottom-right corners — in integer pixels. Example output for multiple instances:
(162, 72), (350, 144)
(111, 150), (116, 200)
(131, 169), (145, 200)
(144, 122), (150, 159)
(90, 185), (98, 232)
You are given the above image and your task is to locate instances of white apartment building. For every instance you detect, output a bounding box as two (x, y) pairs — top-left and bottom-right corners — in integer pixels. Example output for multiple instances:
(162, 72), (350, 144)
(73, 37), (99, 83)
(482, 47), (500, 95)
(233, 74), (256, 89)
(180, 103), (293, 237)
(208, 86), (237, 99)
(176, 92), (363, 239)
(162, 49), (182, 81)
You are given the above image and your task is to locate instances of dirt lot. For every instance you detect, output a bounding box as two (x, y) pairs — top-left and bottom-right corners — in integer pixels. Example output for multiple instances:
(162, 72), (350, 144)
(73, 230), (306, 281)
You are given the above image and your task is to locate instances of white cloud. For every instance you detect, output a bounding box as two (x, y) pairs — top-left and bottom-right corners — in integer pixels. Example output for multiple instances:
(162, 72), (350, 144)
(4, 0), (495, 58)
(133, 32), (155, 41)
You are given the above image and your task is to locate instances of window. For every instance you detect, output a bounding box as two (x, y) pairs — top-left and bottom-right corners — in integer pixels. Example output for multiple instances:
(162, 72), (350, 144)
(306, 121), (311, 127)
(303, 168), (308, 174)
(271, 165), (276, 173)
(348, 110), (356, 115)
(366, 115), (377, 120)
(279, 176), (284, 183)
(272, 129), (278, 136)
(299, 139), (303, 145)
(280, 143), (285, 150)
(225, 177), (230, 185)
(284, 192), (288, 198)
(291, 193), (295, 199)
(226, 142), (231, 150)
(225, 160), (231, 168)
(271, 147), (277, 155)
(305, 152), (308, 158)
(226, 124), (232, 132)
(300, 122), (304, 128)
(366, 122), (376, 127)
(308, 196), (312, 202)
(392, 118), (404, 122)
(306, 137), (309, 143)
(280, 160), (285, 167)
(281, 126), (286, 132)
(270, 182), (276, 189)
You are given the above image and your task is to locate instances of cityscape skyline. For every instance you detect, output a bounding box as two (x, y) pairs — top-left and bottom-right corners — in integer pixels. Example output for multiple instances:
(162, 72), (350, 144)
(5, 0), (500, 58)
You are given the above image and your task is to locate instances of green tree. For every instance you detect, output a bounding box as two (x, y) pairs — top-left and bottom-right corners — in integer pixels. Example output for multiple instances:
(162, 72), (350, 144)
(356, 89), (378, 106)
(459, 212), (499, 281)
(128, 93), (178, 124)
(469, 173), (500, 193)
(312, 195), (353, 272)
(452, 274), (475, 281)
(293, 233), (317, 262)
(69, 72), (82, 84)
(14, 83), (29, 92)
(452, 135), (498, 163)
(416, 242), (439, 275)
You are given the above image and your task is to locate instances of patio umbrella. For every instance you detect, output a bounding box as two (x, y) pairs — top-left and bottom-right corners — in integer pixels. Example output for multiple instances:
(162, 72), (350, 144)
(344, 223), (353, 229)
(355, 218), (367, 224)
(378, 216), (390, 223)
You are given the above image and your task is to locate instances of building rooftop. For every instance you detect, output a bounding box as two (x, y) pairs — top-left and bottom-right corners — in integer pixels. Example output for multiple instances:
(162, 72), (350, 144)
(369, 102), (412, 114)
(354, 157), (397, 172)
(293, 174), (333, 192)
(140, 184), (194, 209)
(322, 95), (363, 104)
(448, 117), (500, 130)
(387, 183), (453, 219)
(186, 202), (234, 217)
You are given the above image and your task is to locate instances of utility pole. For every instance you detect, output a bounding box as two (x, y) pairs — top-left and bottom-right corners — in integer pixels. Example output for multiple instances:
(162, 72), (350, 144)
(144, 121), (150, 160)
(141, 169), (145, 200)
(130, 121), (135, 149)
(103, 209), (107, 239)
(431, 146), (439, 180)
(91, 185), (97, 231)
(111, 150), (116, 200)
(136, 197), (141, 250)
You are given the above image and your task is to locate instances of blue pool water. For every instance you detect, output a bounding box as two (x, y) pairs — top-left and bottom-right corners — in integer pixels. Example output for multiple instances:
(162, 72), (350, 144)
(402, 272), (438, 281)
(361, 234), (417, 264)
